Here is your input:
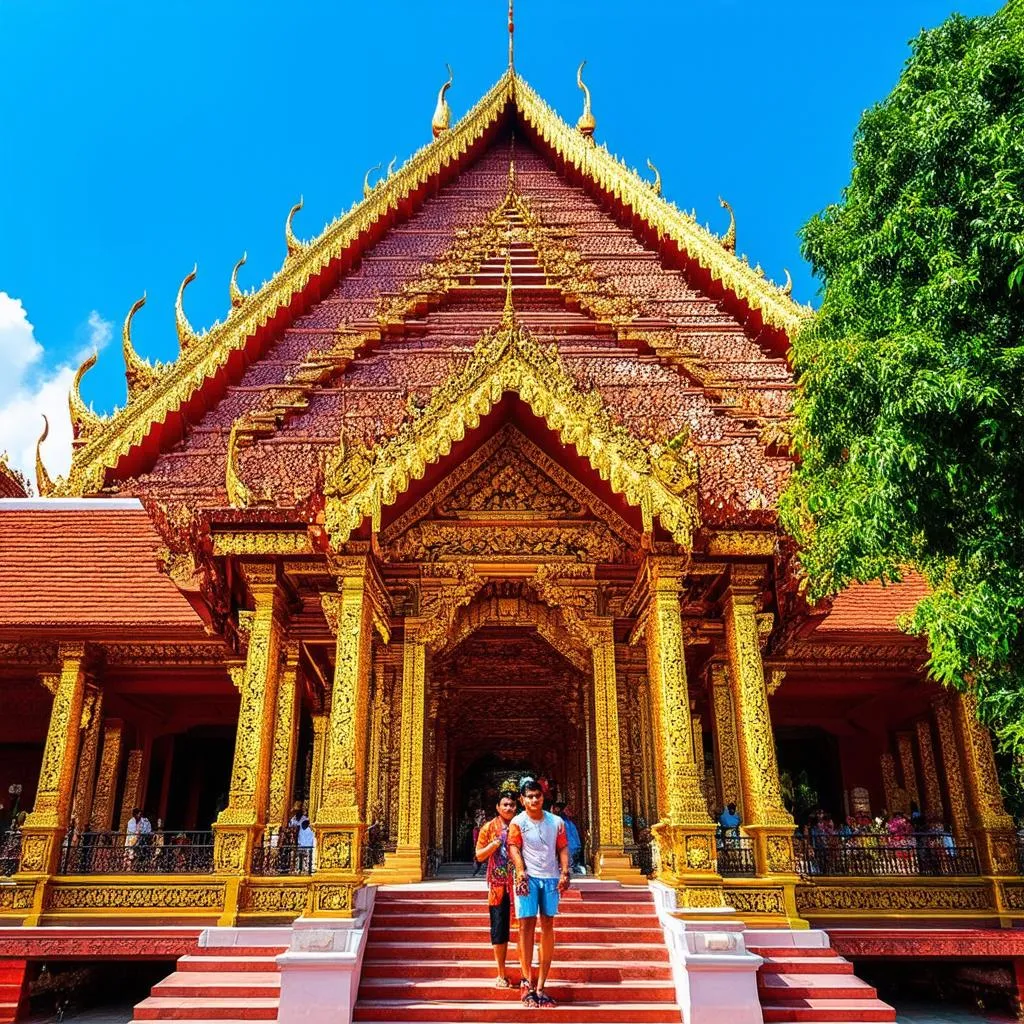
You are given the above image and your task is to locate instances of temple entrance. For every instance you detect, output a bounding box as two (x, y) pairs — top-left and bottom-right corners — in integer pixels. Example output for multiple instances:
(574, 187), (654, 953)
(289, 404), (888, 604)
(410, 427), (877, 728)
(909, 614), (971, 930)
(427, 612), (595, 866)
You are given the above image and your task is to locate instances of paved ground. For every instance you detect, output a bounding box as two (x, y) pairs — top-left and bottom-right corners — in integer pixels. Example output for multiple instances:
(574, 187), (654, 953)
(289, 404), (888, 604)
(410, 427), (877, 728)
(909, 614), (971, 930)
(25, 1004), (135, 1024)
(895, 1002), (1016, 1023)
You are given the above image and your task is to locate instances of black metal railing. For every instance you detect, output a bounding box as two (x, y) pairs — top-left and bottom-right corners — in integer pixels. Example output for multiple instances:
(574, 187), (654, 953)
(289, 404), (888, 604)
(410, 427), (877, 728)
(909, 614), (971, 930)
(794, 833), (980, 877)
(627, 841), (655, 877)
(362, 838), (386, 870)
(251, 844), (314, 876)
(717, 836), (756, 877)
(58, 831), (214, 874)
(0, 830), (20, 875)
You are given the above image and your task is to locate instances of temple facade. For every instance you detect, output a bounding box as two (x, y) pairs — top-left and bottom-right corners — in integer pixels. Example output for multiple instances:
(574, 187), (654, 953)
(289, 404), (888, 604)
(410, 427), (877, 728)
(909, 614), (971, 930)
(2, 67), (1023, 976)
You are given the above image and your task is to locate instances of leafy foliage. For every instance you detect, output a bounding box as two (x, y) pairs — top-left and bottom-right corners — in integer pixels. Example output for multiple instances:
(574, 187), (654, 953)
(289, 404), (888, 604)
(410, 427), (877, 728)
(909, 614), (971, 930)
(781, 4), (1024, 762)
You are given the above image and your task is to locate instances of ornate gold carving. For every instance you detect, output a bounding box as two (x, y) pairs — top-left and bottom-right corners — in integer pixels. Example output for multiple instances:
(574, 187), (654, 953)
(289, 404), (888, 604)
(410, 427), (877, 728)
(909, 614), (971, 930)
(122, 293), (169, 401)
(46, 884), (225, 912)
(267, 644), (300, 826)
(309, 713), (328, 820)
(69, 350), (104, 444)
(575, 61), (596, 138)
(395, 628), (427, 855)
(431, 64), (453, 138)
(71, 688), (103, 831)
(709, 664), (741, 817)
(212, 530), (314, 556)
(324, 317), (699, 547)
(175, 264), (200, 353)
(241, 884), (308, 915)
(796, 884), (991, 913)
(723, 589), (792, 831)
(311, 881), (356, 914)
(675, 885), (725, 909)
(931, 697), (971, 840)
(417, 565), (486, 651)
(591, 620), (625, 850)
(915, 719), (945, 823)
(35, 415), (54, 496)
(880, 752), (906, 814)
(90, 718), (124, 831)
(724, 886), (786, 916)
(896, 732), (920, 808)
(118, 749), (145, 831)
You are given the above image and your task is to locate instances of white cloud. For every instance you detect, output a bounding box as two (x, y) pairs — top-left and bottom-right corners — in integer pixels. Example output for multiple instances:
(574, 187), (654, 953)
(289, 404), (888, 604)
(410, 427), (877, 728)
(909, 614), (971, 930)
(0, 292), (113, 491)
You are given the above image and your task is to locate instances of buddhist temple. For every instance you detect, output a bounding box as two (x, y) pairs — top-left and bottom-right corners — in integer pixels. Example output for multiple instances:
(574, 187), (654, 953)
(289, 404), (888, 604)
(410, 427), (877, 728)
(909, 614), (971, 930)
(2, 48), (1024, 1024)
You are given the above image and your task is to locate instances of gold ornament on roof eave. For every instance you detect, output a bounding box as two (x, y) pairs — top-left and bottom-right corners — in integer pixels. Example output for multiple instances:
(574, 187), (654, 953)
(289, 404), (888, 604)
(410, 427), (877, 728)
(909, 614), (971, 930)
(69, 349), (104, 442)
(122, 292), (173, 401)
(35, 415), (53, 496)
(363, 164), (382, 199)
(432, 64), (454, 138)
(285, 198), (308, 259)
(229, 253), (248, 308)
(175, 264), (200, 352)
(322, 316), (700, 548)
(575, 61), (596, 138)
(57, 65), (807, 498)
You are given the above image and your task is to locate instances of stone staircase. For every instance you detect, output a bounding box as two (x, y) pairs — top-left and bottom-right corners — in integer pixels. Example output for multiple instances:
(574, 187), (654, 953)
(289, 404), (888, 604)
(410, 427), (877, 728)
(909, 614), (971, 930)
(132, 942), (285, 1023)
(0, 959), (27, 1024)
(747, 935), (896, 1023)
(355, 880), (681, 1022)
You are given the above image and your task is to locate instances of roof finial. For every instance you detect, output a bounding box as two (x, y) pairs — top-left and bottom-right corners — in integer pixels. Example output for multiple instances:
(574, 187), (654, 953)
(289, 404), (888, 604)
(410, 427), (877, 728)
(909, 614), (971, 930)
(176, 264), (199, 352)
(363, 163), (382, 199)
(781, 268), (793, 297)
(718, 197), (736, 254)
(646, 158), (662, 196)
(576, 61), (596, 139)
(122, 292), (159, 400)
(35, 415), (53, 497)
(501, 248), (516, 330)
(285, 197), (305, 258)
(69, 349), (102, 441)
(508, 0), (515, 69)
(432, 64), (453, 138)
(386, 155), (397, 178)
(230, 252), (248, 308)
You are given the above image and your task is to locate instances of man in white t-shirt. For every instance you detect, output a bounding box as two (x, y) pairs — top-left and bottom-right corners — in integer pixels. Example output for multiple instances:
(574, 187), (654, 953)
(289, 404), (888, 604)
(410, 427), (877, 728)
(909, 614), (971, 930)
(507, 777), (570, 1009)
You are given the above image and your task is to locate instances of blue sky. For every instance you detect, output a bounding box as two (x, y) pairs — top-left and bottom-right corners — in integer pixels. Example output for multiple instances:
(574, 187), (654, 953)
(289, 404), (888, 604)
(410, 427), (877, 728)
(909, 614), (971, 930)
(0, 0), (1003, 483)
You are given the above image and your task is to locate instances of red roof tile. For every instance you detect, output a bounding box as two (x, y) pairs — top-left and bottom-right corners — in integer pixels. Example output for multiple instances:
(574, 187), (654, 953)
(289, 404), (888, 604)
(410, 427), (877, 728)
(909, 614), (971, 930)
(0, 499), (208, 634)
(816, 573), (931, 634)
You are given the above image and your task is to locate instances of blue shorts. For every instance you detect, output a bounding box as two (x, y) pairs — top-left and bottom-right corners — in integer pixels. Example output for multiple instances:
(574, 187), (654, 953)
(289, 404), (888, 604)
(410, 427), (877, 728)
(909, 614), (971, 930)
(514, 876), (560, 919)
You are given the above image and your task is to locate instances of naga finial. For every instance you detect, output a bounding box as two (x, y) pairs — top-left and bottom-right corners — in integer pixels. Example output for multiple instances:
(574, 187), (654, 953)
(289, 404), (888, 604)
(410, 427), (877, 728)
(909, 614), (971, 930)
(176, 264), (199, 352)
(718, 197), (736, 254)
(69, 349), (102, 441)
(35, 415), (53, 497)
(285, 197), (305, 258)
(432, 64), (453, 138)
(576, 61), (596, 139)
(230, 252), (248, 308)
(122, 292), (160, 400)
(646, 158), (662, 196)
(781, 268), (793, 297)
(501, 248), (516, 330)
(363, 164), (382, 199)
(386, 155), (397, 178)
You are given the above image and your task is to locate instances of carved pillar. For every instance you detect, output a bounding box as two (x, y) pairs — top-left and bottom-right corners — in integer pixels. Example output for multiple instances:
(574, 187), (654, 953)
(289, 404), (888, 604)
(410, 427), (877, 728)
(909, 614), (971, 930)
(709, 662), (742, 818)
(378, 624), (427, 881)
(723, 580), (795, 879)
(365, 663), (386, 833)
(915, 719), (945, 823)
(71, 687), (102, 834)
(309, 712), (328, 821)
(267, 643), (301, 826)
(691, 715), (707, 813)
(642, 560), (718, 902)
(896, 732), (920, 808)
(17, 644), (88, 902)
(590, 620), (632, 879)
(880, 752), (904, 813)
(118, 748), (146, 830)
(433, 723), (448, 852)
(312, 557), (388, 914)
(89, 718), (124, 831)
(932, 696), (971, 841)
(213, 563), (286, 924)
(950, 691), (1017, 875)
(636, 675), (658, 828)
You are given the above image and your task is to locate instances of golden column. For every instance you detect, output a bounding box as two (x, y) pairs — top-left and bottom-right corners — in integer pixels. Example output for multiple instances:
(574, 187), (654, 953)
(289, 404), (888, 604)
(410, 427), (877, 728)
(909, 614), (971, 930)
(723, 576), (795, 879)
(896, 732), (920, 808)
(118, 748), (147, 830)
(89, 718), (124, 831)
(590, 619), (634, 880)
(931, 695), (971, 841)
(308, 712), (329, 820)
(212, 563), (286, 924)
(641, 559), (720, 904)
(914, 719), (945, 823)
(377, 623), (427, 882)
(312, 556), (389, 915)
(267, 643), (301, 827)
(709, 662), (743, 818)
(16, 643), (88, 922)
(949, 691), (1017, 875)
(71, 687), (102, 833)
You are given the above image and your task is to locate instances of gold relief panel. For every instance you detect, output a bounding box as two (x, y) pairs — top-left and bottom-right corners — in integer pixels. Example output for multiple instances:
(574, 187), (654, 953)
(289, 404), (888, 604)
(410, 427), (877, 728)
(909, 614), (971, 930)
(765, 834), (796, 873)
(46, 884), (226, 912)
(675, 886), (726, 909)
(1000, 884), (1024, 912)
(317, 830), (355, 871)
(311, 883), (356, 915)
(212, 830), (248, 873)
(0, 883), (37, 913)
(241, 884), (309, 915)
(795, 885), (991, 914)
(685, 834), (713, 871)
(723, 887), (787, 917)
(18, 834), (53, 875)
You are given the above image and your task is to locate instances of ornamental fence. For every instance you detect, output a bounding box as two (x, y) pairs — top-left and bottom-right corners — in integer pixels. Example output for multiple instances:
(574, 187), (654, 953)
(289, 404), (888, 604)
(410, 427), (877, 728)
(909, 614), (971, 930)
(0, 830), (19, 876)
(793, 833), (980, 877)
(717, 836), (756, 877)
(58, 831), (214, 874)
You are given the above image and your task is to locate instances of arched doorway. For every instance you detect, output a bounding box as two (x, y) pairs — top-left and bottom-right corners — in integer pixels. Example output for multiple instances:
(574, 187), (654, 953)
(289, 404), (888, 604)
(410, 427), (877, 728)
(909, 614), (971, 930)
(430, 624), (591, 864)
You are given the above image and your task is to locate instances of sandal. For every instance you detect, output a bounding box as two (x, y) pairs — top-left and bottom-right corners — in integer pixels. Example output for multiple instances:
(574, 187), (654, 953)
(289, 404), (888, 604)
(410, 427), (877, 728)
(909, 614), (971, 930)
(522, 989), (540, 1008)
(535, 991), (557, 1008)
(494, 977), (512, 990)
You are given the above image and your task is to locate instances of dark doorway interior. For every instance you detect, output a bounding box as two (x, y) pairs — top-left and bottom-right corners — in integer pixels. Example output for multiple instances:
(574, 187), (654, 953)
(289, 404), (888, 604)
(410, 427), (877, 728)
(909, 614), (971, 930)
(774, 726), (844, 827)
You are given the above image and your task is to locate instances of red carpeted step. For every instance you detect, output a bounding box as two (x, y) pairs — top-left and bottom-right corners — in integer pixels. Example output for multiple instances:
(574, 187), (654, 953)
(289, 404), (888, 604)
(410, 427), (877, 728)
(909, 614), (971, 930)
(754, 957), (855, 975)
(360, 960), (673, 982)
(134, 996), (279, 1020)
(357, 978), (677, 1003)
(757, 973), (879, 1000)
(153, 973), (281, 999)
(176, 955), (282, 973)
(363, 941), (670, 962)
(760, 1000), (896, 1023)
(352, 1001), (682, 1022)
(368, 925), (664, 944)
(748, 946), (841, 958)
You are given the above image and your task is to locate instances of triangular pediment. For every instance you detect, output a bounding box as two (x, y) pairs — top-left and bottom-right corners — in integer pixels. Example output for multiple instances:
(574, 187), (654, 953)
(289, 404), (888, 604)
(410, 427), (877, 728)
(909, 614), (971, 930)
(379, 424), (643, 564)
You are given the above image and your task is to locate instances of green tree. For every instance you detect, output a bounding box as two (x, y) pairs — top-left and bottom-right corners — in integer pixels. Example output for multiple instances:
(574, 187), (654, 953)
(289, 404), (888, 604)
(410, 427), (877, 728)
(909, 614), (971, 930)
(781, 3), (1024, 771)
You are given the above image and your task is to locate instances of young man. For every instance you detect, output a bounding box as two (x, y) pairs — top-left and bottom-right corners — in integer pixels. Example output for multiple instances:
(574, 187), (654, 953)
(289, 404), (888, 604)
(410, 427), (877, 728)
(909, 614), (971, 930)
(474, 790), (518, 989)
(508, 777), (570, 1008)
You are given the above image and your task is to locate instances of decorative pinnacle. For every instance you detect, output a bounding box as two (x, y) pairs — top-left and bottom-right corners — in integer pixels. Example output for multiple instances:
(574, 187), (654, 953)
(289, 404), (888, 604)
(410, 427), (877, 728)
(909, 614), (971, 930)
(432, 65), (453, 138)
(576, 61), (596, 139)
(508, 0), (515, 68)
(501, 248), (516, 330)
(718, 197), (736, 254)
(35, 415), (53, 497)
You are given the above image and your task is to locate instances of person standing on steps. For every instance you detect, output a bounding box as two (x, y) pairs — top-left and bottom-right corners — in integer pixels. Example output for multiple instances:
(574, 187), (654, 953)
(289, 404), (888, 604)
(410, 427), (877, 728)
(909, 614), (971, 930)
(474, 790), (519, 989)
(508, 776), (571, 1009)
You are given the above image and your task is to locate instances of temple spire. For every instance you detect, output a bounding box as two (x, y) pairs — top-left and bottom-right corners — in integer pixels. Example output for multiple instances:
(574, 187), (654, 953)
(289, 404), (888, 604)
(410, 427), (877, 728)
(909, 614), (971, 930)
(508, 0), (515, 69)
